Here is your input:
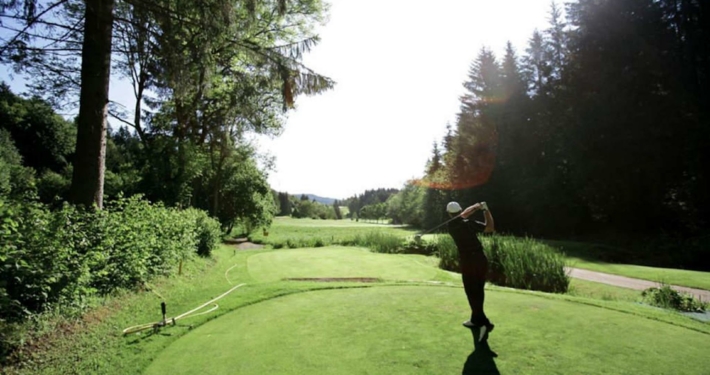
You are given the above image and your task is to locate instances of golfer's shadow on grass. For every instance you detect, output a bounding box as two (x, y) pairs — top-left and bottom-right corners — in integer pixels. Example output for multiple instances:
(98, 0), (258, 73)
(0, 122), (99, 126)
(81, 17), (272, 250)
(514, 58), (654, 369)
(462, 328), (500, 375)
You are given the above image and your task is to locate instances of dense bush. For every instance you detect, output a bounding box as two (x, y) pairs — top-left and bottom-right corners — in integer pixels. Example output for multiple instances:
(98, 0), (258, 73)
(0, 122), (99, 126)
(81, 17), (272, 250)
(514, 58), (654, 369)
(0, 195), (221, 322)
(0, 129), (36, 199)
(641, 284), (708, 313)
(436, 234), (570, 293)
(190, 209), (223, 257)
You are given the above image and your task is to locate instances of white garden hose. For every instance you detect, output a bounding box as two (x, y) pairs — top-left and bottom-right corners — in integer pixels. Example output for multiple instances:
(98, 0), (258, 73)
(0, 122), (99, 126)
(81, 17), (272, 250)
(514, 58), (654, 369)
(122, 283), (246, 335)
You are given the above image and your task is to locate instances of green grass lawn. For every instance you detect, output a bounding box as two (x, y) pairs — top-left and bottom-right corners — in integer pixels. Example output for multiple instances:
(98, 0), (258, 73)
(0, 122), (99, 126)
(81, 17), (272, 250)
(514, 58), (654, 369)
(247, 246), (453, 283)
(567, 278), (642, 303)
(270, 217), (405, 228)
(247, 216), (416, 245)
(145, 285), (710, 375)
(8, 242), (709, 375)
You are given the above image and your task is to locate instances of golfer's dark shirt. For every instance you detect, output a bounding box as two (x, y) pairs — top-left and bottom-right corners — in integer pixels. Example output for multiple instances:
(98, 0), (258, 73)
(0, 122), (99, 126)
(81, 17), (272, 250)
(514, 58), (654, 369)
(447, 216), (486, 274)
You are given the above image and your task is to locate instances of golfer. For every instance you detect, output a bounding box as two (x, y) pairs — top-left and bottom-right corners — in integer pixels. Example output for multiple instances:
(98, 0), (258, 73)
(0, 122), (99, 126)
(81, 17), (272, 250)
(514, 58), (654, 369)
(446, 201), (495, 342)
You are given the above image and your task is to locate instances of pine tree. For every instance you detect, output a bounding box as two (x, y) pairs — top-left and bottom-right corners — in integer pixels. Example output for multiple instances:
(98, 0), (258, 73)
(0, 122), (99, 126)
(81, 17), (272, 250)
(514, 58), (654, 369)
(545, 2), (568, 81)
(449, 47), (502, 198)
(523, 30), (551, 97)
(333, 200), (342, 220)
(425, 142), (443, 176)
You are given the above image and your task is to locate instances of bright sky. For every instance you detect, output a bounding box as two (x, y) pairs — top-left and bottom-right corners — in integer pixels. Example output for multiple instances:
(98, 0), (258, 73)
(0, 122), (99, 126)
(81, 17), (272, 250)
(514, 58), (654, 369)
(254, 0), (554, 199)
(1, 0), (556, 200)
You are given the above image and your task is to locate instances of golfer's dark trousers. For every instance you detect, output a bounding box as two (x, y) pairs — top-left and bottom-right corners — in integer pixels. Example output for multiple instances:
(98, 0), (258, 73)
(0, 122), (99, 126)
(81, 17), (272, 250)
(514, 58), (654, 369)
(461, 253), (490, 327)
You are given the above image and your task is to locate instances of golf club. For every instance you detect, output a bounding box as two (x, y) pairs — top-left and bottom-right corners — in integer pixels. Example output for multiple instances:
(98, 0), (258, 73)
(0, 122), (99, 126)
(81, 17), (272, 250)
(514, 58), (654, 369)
(413, 213), (462, 243)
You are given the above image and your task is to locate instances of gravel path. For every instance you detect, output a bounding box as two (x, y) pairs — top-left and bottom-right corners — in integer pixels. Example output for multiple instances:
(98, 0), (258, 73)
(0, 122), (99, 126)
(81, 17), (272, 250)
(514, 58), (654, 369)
(224, 238), (265, 250)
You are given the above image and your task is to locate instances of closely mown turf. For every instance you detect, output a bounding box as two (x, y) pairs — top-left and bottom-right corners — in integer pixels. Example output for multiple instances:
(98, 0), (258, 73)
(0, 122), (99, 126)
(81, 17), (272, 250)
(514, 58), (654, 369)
(145, 286), (710, 375)
(567, 278), (642, 303)
(6, 242), (709, 375)
(247, 246), (452, 283)
(246, 217), (415, 246)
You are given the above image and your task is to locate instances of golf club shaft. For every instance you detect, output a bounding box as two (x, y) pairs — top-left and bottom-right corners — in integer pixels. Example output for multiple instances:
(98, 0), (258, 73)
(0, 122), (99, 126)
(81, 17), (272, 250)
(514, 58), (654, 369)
(420, 213), (461, 236)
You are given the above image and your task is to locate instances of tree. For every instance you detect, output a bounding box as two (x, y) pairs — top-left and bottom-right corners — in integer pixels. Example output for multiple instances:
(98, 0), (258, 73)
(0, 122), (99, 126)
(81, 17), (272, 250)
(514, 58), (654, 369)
(333, 200), (342, 220)
(277, 192), (291, 216)
(566, 0), (687, 232)
(448, 47), (502, 203)
(0, 83), (76, 174)
(1, 0), (334, 211)
(421, 141), (449, 230)
(213, 152), (274, 234)
(523, 30), (551, 97)
(425, 141), (443, 176)
(657, 0), (710, 231)
(545, 1), (568, 81)
(386, 181), (424, 227)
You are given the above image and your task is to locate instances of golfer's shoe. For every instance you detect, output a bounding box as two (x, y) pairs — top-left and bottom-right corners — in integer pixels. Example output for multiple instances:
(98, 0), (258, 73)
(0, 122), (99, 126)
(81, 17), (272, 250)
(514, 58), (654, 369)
(478, 325), (489, 342)
(462, 320), (476, 328)
(478, 323), (495, 342)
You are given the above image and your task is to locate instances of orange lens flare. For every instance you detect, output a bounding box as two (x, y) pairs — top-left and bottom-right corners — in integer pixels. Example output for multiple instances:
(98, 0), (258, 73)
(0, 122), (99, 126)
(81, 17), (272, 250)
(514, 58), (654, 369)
(414, 135), (497, 191)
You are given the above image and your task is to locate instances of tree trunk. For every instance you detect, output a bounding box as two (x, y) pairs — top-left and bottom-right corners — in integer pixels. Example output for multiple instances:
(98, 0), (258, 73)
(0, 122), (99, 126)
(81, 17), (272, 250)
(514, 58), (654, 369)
(69, 0), (115, 209)
(134, 76), (146, 141)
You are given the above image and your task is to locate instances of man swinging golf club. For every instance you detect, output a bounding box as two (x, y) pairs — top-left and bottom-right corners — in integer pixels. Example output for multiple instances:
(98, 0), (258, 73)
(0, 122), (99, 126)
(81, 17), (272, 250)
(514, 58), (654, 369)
(446, 201), (495, 342)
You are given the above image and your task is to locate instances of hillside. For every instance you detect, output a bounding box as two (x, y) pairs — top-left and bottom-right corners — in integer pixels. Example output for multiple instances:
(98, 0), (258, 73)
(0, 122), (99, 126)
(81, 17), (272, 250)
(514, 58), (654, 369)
(292, 194), (338, 205)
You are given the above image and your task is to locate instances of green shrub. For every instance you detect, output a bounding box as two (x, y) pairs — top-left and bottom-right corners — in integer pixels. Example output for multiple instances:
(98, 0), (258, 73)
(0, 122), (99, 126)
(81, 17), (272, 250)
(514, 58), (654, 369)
(36, 170), (70, 204)
(0, 195), (221, 322)
(435, 234), (570, 293)
(0, 129), (36, 199)
(436, 235), (459, 271)
(641, 284), (708, 312)
(402, 238), (439, 256)
(189, 209), (222, 257)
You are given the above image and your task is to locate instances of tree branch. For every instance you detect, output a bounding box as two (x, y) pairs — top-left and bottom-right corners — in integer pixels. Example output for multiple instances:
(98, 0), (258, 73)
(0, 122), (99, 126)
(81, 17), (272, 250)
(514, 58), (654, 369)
(0, 0), (71, 56)
(0, 23), (80, 45)
(108, 109), (136, 128)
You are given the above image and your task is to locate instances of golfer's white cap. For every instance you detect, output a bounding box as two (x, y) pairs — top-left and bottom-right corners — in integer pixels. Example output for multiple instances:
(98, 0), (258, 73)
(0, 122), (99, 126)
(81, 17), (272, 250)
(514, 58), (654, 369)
(446, 201), (462, 213)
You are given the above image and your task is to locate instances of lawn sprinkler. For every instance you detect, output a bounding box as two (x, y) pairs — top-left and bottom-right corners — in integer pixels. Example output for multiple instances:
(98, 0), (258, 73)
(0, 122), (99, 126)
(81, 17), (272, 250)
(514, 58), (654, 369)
(153, 301), (176, 333)
(122, 283), (246, 336)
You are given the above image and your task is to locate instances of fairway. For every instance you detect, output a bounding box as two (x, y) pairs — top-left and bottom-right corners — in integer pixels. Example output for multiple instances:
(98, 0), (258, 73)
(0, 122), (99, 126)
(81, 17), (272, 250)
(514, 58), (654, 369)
(247, 246), (443, 282)
(247, 217), (416, 246)
(270, 216), (407, 228)
(145, 286), (710, 375)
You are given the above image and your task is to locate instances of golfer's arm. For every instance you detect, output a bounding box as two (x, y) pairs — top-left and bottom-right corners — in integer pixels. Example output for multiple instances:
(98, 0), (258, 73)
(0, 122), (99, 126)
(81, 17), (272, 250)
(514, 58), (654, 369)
(460, 204), (479, 219)
(483, 209), (495, 233)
